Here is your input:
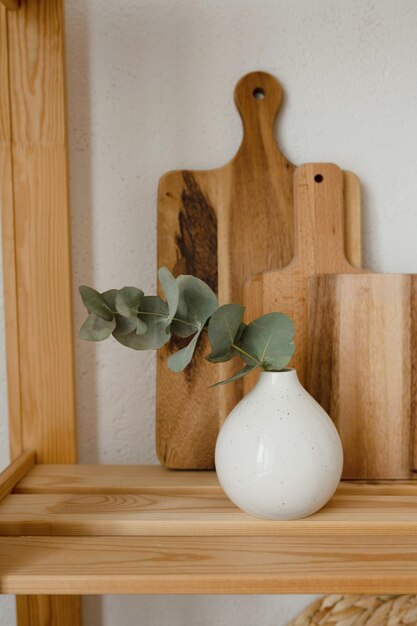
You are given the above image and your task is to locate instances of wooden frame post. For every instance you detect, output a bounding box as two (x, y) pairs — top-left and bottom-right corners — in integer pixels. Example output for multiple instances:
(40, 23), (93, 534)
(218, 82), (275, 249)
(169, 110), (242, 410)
(0, 0), (80, 623)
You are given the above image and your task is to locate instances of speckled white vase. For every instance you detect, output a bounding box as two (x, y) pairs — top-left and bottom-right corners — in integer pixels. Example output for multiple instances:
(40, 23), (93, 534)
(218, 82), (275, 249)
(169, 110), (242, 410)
(215, 369), (343, 520)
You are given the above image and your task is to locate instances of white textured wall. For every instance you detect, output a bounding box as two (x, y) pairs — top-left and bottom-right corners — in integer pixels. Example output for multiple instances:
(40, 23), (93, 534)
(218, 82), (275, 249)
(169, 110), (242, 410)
(2, 0), (417, 624)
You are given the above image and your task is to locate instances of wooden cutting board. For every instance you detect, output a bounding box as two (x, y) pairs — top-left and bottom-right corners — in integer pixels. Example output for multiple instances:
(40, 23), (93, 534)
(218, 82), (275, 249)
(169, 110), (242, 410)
(157, 73), (361, 469)
(244, 162), (416, 479)
(308, 273), (417, 479)
(244, 163), (362, 392)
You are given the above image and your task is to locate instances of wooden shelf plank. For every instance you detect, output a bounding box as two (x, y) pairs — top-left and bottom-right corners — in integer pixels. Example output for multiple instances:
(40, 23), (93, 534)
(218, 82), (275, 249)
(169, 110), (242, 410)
(15, 464), (222, 494)
(1, 535), (417, 595)
(3, 490), (417, 536)
(14, 463), (417, 495)
(3, 464), (417, 595)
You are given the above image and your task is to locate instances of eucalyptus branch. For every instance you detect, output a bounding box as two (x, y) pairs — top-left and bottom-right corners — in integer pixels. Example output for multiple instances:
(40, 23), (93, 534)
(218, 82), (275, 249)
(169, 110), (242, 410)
(79, 267), (294, 385)
(231, 343), (261, 366)
(137, 310), (199, 331)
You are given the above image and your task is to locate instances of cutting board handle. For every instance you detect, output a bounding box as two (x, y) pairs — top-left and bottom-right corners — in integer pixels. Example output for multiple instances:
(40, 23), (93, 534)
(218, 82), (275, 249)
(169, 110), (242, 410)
(293, 163), (355, 273)
(234, 71), (286, 155)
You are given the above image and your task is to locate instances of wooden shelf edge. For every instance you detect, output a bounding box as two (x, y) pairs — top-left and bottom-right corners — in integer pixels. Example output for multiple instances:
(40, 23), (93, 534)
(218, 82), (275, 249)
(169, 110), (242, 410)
(3, 576), (417, 596)
(1, 535), (417, 595)
(0, 450), (35, 502)
(3, 463), (417, 538)
(13, 463), (417, 495)
(3, 492), (417, 537)
(2, 466), (417, 595)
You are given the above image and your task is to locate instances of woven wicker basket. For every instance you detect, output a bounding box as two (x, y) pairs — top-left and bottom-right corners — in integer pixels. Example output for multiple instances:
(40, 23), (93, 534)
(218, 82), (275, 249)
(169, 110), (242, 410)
(288, 595), (417, 626)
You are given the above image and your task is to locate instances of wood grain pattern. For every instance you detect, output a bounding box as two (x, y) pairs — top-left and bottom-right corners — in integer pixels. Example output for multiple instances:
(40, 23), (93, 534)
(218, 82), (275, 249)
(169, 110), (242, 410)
(5, 488), (417, 536)
(343, 171), (362, 269)
(1, 1), (80, 624)
(15, 463), (222, 495)
(2, 534), (417, 595)
(0, 450), (34, 502)
(0, 6), (22, 457)
(5, 0), (77, 464)
(13, 464), (417, 496)
(244, 163), (362, 392)
(2, 464), (417, 593)
(0, 0), (19, 10)
(15, 596), (81, 626)
(157, 72), (295, 468)
(308, 273), (417, 479)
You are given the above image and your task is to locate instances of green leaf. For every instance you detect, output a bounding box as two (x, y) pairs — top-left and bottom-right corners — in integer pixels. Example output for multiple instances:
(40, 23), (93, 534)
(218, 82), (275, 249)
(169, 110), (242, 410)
(79, 313), (116, 341)
(167, 274), (218, 369)
(101, 289), (118, 311)
(171, 274), (218, 338)
(210, 363), (260, 387)
(79, 286), (113, 321)
(238, 312), (295, 370)
(158, 267), (179, 325)
(206, 304), (245, 363)
(167, 332), (200, 372)
(114, 315), (137, 336)
(115, 287), (144, 318)
(134, 318), (148, 335)
(113, 296), (170, 350)
(115, 287), (147, 334)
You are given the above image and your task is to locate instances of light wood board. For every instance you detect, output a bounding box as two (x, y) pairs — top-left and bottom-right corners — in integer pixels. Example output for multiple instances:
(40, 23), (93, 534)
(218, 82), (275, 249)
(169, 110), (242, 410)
(3, 0), (77, 464)
(4, 489), (417, 536)
(2, 534), (417, 595)
(157, 74), (361, 469)
(14, 463), (417, 496)
(308, 273), (417, 479)
(2, 463), (417, 594)
(6, 463), (417, 537)
(158, 71), (295, 468)
(0, 2), (80, 624)
(244, 163), (362, 392)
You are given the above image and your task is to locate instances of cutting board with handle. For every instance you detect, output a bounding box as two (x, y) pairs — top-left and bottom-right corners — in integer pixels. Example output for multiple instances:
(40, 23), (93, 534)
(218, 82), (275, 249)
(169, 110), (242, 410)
(308, 272), (417, 479)
(244, 162), (416, 479)
(244, 163), (362, 391)
(157, 73), (361, 469)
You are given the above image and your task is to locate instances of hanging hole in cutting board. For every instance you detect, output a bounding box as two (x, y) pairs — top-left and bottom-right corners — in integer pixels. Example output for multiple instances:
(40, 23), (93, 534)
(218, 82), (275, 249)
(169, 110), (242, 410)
(253, 87), (265, 100)
(314, 174), (323, 183)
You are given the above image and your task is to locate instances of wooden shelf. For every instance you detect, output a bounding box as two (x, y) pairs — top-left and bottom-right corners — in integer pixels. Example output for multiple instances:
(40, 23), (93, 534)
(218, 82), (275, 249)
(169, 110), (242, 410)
(2, 453), (417, 595)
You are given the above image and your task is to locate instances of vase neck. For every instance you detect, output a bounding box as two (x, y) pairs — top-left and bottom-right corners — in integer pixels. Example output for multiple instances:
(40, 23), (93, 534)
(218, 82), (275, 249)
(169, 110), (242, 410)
(255, 369), (301, 392)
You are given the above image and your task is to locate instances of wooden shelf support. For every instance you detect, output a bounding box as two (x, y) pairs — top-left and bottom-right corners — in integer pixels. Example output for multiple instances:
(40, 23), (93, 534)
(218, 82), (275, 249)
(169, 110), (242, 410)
(0, 0), (79, 624)
(0, 450), (35, 503)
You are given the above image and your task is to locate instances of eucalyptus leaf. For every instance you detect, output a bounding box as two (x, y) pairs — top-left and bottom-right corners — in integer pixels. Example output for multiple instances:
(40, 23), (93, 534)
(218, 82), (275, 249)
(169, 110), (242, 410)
(79, 313), (116, 341)
(206, 304), (245, 363)
(115, 287), (144, 318)
(238, 312), (294, 370)
(114, 314), (148, 337)
(114, 315), (137, 336)
(167, 331), (200, 372)
(115, 287), (147, 334)
(113, 296), (170, 350)
(210, 363), (259, 387)
(158, 267), (179, 325)
(171, 274), (218, 338)
(79, 286), (113, 321)
(134, 318), (148, 335)
(101, 289), (118, 312)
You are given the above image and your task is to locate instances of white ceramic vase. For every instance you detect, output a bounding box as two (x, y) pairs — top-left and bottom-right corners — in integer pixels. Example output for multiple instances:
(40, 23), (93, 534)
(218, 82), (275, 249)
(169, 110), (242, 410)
(215, 369), (343, 520)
